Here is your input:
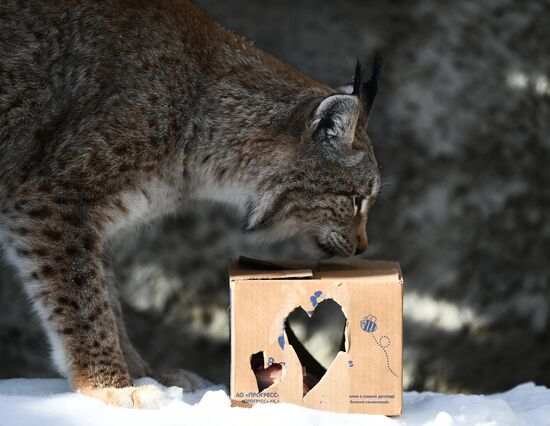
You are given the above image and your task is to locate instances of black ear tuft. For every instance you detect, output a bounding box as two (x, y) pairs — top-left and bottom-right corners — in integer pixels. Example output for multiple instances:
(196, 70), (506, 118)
(360, 53), (383, 116)
(352, 59), (362, 96)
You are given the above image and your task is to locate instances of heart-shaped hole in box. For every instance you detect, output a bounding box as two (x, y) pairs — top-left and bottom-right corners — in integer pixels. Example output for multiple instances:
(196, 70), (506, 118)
(251, 298), (346, 396)
(285, 299), (347, 395)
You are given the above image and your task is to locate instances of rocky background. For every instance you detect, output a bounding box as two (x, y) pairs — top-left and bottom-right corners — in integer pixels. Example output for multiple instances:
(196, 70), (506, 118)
(1, 0), (549, 393)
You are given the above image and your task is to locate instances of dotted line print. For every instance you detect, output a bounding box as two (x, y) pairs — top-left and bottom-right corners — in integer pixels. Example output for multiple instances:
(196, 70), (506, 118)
(371, 334), (398, 378)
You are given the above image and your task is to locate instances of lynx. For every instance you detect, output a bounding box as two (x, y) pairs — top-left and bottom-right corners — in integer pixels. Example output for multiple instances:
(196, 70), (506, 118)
(0, 0), (381, 408)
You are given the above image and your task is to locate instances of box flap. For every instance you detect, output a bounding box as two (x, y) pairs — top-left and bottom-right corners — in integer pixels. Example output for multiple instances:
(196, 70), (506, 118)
(230, 256), (402, 283)
(317, 259), (403, 283)
(229, 257), (314, 280)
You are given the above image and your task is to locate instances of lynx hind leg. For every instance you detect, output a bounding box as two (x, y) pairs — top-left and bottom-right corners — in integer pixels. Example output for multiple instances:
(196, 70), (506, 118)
(2, 201), (167, 408)
(155, 369), (205, 391)
(112, 299), (152, 380)
(103, 253), (204, 391)
(104, 262), (152, 379)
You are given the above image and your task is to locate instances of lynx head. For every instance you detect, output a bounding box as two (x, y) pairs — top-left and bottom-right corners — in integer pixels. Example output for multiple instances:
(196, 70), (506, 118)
(245, 57), (383, 258)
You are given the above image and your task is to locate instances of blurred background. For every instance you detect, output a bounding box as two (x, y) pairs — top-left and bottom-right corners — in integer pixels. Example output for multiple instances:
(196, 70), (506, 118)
(1, 0), (549, 393)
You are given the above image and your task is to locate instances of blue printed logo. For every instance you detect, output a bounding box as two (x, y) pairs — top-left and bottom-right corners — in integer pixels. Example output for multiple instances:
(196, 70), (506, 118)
(310, 290), (324, 308)
(307, 290), (325, 316)
(360, 315), (377, 333)
(278, 334), (285, 350)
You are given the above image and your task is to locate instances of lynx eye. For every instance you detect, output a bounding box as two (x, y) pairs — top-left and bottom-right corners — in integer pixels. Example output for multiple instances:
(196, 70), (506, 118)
(352, 195), (368, 217)
(352, 195), (363, 216)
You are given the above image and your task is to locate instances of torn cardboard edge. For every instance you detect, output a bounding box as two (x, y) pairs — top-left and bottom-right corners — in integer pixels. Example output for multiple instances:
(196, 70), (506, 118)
(229, 256), (404, 415)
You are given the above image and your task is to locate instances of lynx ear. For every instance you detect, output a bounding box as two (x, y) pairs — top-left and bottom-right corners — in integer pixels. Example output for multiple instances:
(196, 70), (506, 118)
(310, 94), (360, 150)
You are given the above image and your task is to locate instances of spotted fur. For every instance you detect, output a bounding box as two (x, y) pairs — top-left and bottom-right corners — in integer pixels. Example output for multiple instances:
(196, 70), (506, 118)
(0, 0), (380, 406)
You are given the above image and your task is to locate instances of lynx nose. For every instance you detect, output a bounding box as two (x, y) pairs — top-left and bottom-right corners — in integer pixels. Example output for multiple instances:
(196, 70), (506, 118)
(355, 229), (368, 255)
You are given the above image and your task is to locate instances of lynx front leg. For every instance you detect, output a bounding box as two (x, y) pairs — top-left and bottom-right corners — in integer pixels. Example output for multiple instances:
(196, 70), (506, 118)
(4, 206), (167, 408)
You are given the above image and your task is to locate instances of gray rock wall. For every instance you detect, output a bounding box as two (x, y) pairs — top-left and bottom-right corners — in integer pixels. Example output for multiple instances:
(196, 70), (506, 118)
(1, 0), (549, 393)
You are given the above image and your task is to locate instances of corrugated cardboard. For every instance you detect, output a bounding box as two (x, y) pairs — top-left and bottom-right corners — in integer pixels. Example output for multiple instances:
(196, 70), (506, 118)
(229, 257), (403, 415)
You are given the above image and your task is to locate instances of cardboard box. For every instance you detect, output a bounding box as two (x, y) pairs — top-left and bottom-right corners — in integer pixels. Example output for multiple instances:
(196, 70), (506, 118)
(229, 257), (403, 415)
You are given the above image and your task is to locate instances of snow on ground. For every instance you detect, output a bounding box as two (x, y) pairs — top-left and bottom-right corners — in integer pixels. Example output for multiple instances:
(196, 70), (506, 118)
(0, 378), (549, 426)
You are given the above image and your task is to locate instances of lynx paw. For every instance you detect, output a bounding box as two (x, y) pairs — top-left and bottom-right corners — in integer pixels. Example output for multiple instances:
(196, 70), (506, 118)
(155, 369), (205, 391)
(80, 384), (171, 409)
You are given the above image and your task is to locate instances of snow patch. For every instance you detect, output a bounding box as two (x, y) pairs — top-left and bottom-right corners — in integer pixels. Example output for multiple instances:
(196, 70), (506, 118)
(1, 379), (549, 426)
